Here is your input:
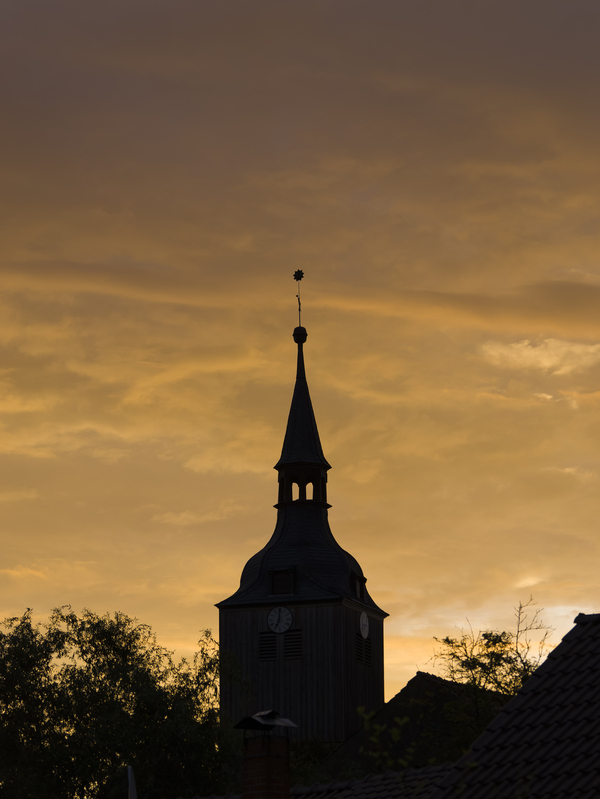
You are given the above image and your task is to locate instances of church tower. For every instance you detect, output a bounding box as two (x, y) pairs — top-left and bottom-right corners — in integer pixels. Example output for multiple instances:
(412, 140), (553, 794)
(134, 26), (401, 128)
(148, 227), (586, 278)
(217, 320), (387, 742)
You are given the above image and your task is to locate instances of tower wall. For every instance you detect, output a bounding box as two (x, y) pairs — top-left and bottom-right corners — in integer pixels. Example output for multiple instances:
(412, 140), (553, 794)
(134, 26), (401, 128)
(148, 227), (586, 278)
(220, 601), (384, 742)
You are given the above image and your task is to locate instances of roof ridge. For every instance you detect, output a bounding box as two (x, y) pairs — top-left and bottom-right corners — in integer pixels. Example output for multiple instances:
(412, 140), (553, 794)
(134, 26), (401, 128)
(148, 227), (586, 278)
(574, 612), (600, 624)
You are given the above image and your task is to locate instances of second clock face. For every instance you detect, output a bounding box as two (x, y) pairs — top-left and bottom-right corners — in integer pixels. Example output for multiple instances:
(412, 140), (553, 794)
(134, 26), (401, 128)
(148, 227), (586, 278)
(360, 611), (369, 639)
(268, 606), (293, 633)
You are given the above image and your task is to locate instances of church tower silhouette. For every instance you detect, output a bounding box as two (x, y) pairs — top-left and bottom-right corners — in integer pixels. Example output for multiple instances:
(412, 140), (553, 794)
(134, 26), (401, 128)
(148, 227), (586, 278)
(217, 323), (387, 742)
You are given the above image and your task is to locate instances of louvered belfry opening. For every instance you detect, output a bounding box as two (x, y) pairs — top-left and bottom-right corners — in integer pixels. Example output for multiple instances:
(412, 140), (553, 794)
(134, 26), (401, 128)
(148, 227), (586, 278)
(283, 630), (302, 659)
(356, 633), (372, 666)
(259, 632), (277, 661)
(259, 630), (303, 662)
(217, 321), (388, 741)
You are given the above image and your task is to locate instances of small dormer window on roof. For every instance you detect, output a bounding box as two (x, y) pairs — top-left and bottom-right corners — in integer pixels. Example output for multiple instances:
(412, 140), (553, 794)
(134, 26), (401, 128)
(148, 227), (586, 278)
(271, 568), (296, 595)
(351, 571), (366, 601)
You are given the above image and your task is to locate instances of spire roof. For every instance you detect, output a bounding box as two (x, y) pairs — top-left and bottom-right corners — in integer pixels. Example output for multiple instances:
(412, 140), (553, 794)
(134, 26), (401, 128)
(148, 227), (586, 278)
(217, 321), (386, 616)
(274, 326), (331, 471)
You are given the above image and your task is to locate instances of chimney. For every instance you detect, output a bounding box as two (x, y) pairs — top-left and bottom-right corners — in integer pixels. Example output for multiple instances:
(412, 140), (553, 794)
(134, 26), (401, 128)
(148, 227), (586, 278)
(234, 710), (297, 799)
(243, 734), (290, 799)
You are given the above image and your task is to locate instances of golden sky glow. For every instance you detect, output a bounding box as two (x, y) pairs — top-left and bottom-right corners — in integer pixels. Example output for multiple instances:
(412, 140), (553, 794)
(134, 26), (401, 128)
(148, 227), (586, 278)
(2, 1), (600, 698)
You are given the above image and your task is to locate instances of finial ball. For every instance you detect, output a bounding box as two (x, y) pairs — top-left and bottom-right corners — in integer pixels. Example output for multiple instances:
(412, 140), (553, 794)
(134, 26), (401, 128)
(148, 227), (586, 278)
(293, 326), (307, 343)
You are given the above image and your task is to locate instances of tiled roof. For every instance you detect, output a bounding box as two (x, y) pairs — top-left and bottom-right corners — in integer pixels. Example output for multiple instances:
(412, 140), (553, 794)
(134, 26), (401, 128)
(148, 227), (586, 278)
(292, 766), (451, 799)
(430, 612), (600, 798)
(192, 766), (451, 799)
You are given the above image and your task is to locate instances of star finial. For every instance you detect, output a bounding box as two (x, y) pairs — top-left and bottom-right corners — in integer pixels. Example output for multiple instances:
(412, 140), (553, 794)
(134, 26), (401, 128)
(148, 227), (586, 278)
(293, 271), (304, 325)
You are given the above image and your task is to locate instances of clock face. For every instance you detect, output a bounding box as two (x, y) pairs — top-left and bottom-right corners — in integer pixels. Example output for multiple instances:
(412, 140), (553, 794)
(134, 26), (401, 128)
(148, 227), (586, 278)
(268, 606), (293, 633)
(360, 611), (369, 639)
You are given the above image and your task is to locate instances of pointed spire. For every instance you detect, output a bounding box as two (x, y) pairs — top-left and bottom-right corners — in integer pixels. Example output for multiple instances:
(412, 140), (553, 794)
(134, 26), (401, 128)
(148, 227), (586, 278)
(217, 304), (387, 618)
(274, 326), (331, 470)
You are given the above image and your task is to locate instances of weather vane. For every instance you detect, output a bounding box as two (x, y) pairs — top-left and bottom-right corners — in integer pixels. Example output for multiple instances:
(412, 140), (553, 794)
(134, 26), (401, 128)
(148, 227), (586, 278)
(293, 270), (304, 326)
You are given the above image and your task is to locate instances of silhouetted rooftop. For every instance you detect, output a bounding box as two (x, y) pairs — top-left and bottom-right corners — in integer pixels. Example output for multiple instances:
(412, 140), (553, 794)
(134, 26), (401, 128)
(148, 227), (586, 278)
(216, 500), (384, 611)
(321, 671), (506, 779)
(193, 765), (451, 799)
(292, 766), (451, 799)
(431, 612), (600, 798)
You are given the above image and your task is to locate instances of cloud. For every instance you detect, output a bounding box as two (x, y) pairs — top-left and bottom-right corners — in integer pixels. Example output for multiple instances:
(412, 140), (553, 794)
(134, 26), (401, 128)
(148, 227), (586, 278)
(481, 338), (600, 374)
(542, 466), (597, 483)
(121, 349), (270, 406)
(152, 511), (206, 526)
(2, 0), (600, 699)
(0, 559), (99, 586)
(89, 446), (128, 463)
(309, 282), (600, 339)
(152, 501), (249, 526)
(0, 565), (46, 579)
(0, 489), (38, 503)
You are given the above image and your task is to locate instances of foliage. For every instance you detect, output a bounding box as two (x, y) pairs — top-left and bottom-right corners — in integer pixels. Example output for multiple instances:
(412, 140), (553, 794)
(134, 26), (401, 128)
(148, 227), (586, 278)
(357, 707), (412, 772)
(0, 606), (227, 799)
(432, 597), (553, 698)
(288, 738), (339, 787)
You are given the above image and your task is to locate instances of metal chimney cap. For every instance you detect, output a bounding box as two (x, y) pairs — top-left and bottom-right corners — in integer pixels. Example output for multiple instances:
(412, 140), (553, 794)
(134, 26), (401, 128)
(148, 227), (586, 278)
(234, 709), (298, 730)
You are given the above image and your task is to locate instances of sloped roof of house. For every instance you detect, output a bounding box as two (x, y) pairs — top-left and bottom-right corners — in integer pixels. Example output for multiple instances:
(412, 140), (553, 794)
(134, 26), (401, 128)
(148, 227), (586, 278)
(430, 612), (600, 799)
(292, 765), (451, 799)
(321, 671), (505, 779)
(193, 765), (451, 799)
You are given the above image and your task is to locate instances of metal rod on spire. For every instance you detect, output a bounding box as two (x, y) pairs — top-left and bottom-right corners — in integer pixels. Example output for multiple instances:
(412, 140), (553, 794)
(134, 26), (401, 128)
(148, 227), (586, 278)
(293, 270), (304, 327)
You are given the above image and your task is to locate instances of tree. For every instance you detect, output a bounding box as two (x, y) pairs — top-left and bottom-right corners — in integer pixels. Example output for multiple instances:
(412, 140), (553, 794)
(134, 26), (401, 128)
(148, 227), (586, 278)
(0, 606), (230, 799)
(423, 598), (554, 753)
(432, 597), (553, 698)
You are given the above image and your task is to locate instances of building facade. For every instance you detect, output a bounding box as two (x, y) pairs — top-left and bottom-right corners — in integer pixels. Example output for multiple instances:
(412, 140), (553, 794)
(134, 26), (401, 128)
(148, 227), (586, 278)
(217, 325), (387, 741)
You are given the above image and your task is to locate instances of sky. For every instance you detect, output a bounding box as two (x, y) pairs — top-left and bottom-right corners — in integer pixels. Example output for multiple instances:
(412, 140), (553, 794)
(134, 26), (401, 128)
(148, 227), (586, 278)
(2, 0), (600, 699)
